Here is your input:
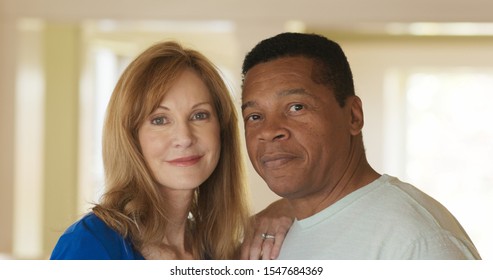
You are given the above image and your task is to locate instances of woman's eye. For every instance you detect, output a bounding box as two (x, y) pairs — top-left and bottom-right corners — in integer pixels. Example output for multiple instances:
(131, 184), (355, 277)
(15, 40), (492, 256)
(192, 112), (210, 120)
(289, 104), (304, 112)
(151, 117), (167, 125)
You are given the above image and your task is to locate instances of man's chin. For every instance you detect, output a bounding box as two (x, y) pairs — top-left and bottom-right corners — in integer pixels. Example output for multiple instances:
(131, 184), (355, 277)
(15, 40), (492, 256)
(266, 182), (300, 199)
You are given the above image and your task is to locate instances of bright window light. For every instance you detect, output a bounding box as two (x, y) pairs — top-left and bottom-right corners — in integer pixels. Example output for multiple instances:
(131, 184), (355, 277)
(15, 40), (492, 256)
(404, 70), (493, 259)
(386, 22), (493, 36)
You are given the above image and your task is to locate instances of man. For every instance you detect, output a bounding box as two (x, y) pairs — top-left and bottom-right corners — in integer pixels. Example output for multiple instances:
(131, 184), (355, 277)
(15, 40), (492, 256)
(240, 32), (481, 259)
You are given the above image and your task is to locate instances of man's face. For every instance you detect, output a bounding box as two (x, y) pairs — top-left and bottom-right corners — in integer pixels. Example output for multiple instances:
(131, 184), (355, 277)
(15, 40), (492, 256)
(242, 56), (355, 201)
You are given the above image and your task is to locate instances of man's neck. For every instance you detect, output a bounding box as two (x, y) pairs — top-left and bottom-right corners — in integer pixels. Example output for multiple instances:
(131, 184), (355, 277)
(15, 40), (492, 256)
(289, 141), (380, 220)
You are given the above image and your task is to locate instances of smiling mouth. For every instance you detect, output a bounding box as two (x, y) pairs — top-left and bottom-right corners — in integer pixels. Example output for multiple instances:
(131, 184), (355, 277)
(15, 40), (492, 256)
(167, 155), (202, 167)
(260, 154), (297, 168)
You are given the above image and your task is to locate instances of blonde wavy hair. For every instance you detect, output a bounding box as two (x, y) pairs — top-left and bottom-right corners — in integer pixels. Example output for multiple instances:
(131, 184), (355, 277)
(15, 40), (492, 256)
(93, 41), (250, 259)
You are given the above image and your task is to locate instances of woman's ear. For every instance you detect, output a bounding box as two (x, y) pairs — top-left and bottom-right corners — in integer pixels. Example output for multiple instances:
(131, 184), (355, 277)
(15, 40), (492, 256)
(347, 96), (364, 136)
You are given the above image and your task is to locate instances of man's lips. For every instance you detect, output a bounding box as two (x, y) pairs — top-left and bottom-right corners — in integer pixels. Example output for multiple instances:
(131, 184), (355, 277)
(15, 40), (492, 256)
(167, 155), (202, 167)
(260, 153), (297, 168)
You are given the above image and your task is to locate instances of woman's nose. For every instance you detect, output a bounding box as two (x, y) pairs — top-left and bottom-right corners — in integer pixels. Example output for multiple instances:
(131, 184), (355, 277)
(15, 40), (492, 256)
(172, 122), (194, 148)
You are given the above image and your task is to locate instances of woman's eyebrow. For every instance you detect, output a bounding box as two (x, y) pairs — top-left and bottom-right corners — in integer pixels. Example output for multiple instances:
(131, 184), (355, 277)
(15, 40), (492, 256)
(156, 101), (212, 111)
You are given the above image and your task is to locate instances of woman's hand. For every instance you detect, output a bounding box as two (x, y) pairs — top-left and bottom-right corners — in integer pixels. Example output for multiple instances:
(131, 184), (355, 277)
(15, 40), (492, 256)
(240, 199), (294, 260)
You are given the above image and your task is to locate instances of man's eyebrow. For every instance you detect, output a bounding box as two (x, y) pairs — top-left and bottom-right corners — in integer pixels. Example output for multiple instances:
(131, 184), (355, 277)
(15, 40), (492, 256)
(279, 87), (313, 97)
(241, 88), (315, 111)
(241, 100), (256, 111)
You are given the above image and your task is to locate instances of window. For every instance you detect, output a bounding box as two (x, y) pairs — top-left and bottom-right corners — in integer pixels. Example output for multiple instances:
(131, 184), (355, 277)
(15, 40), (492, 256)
(384, 68), (493, 259)
(78, 46), (131, 213)
(405, 70), (493, 258)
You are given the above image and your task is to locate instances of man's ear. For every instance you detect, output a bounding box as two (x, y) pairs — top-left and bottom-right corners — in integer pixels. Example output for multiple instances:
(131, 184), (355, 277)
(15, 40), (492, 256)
(347, 96), (364, 136)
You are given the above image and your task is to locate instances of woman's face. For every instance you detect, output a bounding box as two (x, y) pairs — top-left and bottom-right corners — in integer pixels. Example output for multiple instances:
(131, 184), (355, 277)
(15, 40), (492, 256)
(138, 69), (221, 193)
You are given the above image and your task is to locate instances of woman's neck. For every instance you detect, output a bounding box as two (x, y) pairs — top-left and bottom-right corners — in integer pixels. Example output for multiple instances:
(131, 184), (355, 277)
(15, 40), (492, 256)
(141, 188), (196, 260)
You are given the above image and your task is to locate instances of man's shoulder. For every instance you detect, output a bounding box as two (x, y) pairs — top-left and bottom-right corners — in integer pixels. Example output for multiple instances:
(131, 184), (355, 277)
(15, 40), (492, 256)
(367, 175), (451, 221)
(369, 175), (479, 254)
(370, 175), (441, 208)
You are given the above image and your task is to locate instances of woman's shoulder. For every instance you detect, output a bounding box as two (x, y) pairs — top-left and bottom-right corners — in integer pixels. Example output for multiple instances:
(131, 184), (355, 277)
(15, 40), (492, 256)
(50, 212), (143, 260)
(61, 212), (107, 233)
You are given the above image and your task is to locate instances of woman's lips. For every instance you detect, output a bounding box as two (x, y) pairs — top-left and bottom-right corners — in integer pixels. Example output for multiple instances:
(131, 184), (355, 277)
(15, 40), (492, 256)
(167, 155), (202, 167)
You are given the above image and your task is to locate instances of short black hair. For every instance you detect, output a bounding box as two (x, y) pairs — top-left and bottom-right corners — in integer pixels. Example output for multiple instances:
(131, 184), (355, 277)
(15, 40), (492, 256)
(242, 32), (355, 107)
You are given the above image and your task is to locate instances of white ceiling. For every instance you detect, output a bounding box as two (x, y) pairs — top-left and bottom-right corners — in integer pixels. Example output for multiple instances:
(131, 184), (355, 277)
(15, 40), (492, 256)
(3, 0), (493, 29)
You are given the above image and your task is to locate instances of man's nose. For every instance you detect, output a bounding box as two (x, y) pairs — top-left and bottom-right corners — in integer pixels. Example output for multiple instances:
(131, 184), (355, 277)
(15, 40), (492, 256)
(258, 117), (289, 142)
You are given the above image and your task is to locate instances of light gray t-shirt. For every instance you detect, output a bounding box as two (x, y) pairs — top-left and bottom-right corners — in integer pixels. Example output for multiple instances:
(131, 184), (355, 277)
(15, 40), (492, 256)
(278, 174), (481, 259)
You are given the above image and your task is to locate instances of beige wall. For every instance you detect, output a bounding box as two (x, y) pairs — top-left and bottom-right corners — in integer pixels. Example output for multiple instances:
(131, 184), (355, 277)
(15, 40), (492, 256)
(42, 23), (80, 256)
(0, 15), (16, 258)
(1, 21), (81, 259)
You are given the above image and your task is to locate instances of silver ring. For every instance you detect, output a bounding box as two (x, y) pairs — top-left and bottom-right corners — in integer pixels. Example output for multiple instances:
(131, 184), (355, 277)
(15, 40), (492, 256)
(261, 233), (275, 240)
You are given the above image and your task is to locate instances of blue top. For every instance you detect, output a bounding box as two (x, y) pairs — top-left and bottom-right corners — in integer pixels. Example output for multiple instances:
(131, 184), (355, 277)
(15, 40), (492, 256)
(50, 212), (144, 260)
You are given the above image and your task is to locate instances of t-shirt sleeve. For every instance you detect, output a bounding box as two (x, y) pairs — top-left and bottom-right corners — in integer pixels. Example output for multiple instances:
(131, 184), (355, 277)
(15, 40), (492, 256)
(403, 231), (481, 260)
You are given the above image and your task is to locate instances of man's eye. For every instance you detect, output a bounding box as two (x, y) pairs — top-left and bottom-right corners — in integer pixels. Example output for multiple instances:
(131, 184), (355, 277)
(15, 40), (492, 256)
(151, 117), (167, 125)
(192, 112), (210, 120)
(245, 114), (261, 122)
(289, 104), (304, 112)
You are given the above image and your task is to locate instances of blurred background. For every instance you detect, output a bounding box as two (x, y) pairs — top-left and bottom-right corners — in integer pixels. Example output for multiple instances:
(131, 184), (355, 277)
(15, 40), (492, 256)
(1, 0), (492, 260)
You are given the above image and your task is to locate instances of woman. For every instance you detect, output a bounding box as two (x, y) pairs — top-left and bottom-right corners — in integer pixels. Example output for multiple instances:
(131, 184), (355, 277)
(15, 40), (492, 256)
(51, 41), (251, 259)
